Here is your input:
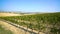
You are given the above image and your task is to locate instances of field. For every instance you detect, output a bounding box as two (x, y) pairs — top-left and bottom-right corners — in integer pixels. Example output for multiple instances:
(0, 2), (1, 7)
(0, 13), (21, 16)
(0, 12), (60, 34)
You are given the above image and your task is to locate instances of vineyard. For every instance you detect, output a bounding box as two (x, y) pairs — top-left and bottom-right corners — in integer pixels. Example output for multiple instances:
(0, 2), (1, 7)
(0, 12), (60, 34)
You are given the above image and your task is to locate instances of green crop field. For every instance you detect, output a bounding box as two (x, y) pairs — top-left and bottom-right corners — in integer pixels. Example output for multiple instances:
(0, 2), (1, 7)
(0, 12), (60, 34)
(0, 25), (13, 34)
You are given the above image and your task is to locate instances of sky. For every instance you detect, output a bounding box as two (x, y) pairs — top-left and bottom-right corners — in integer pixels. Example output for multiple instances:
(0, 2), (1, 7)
(0, 0), (60, 12)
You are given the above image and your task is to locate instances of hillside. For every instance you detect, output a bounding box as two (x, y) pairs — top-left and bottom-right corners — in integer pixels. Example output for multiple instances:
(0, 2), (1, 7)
(0, 12), (60, 34)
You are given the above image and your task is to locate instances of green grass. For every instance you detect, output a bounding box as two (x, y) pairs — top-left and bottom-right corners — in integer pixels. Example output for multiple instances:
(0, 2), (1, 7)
(0, 25), (13, 34)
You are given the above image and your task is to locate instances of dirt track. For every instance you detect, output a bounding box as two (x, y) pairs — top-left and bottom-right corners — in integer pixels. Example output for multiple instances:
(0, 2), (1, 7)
(0, 20), (28, 34)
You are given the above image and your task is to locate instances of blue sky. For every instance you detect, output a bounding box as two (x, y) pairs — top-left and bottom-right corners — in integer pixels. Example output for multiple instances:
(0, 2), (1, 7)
(0, 0), (60, 12)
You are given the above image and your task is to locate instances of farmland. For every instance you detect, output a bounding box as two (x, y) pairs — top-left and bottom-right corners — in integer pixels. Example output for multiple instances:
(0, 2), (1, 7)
(0, 12), (60, 34)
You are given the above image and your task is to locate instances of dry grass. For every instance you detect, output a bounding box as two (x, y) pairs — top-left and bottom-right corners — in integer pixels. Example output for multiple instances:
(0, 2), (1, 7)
(0, 13), (35, 17)
(0, 13), (21, 17)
